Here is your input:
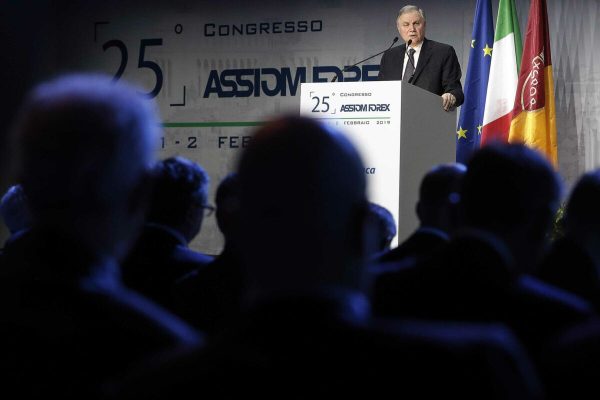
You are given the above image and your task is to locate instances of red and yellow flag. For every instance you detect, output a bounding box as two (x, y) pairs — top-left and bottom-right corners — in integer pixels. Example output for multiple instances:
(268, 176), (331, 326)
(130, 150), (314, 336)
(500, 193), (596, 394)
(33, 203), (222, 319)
(508, 0), (557, 167)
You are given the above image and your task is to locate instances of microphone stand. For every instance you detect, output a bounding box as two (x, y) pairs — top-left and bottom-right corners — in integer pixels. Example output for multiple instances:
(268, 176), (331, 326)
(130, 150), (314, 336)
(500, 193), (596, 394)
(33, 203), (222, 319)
(331, 37), (399, 82)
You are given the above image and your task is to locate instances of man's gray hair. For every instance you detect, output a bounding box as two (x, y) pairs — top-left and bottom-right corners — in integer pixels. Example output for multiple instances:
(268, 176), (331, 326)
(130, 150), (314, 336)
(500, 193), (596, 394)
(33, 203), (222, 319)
(398, 5), (426, 22)
(13, 74), (160, 229)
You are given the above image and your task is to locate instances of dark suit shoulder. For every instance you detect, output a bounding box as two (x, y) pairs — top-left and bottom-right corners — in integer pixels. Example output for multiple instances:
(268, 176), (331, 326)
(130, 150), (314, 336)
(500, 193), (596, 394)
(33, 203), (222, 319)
(377, 230), (448, 264)
(171, 245), (214, 268)
(423, 39), (456, 52)
(385, 45), (406, 57)
(516, 275), (594, 316)
(378, 45), (405, 81)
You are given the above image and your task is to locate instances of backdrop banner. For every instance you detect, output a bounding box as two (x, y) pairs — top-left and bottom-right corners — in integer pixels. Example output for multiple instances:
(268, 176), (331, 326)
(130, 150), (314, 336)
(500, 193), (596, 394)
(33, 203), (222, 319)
(52, 1), (466, 253)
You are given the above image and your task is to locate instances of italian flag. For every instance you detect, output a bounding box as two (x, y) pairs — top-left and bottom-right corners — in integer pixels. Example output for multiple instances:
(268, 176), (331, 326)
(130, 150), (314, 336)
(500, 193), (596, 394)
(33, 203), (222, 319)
(481, 0), (522, 144)
(508, 0), (558, 167)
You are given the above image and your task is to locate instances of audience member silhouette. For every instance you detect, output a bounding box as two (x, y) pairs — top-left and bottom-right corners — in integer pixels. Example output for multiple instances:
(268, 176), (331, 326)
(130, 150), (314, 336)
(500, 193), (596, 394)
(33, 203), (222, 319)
(174, 173), (245, 334)
(377, 163), (465, 264)
(116, 118), (543, 399)
(540, 316), (600, 399)
(373, 144), (593, 362)
(0, 184), (31, 237)
(366, 202), (397, 254)
(121, 156), (214, 311)
(0, 184), (32, 262)
(0, 74), (201, 398)
(536, 170), (600, 311)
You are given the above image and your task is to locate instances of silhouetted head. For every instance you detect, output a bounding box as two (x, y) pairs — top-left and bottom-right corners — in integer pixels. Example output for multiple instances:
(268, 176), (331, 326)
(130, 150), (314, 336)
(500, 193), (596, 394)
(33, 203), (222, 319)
(564, 170), (600, 235)
(416, 163), (466, 234)
(214, 173), (240, 244)
(238, 116), (369, 299)
(367, 202), (397, 252)
(146, 157), (210, 243)
(12, 74), (159, 258)
(0, 184), (32, 235)
(461, 144), (561, 272)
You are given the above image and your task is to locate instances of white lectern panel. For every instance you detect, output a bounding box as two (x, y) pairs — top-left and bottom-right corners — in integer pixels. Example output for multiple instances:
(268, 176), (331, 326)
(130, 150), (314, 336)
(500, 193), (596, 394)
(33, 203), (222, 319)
(300, 81), (402, 246)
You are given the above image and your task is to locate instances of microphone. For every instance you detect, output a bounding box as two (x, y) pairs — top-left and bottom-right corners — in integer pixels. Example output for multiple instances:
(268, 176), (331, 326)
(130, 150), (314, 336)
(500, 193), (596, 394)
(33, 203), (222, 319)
(331, 37), (399, 82)
(406, 39), (417, 84)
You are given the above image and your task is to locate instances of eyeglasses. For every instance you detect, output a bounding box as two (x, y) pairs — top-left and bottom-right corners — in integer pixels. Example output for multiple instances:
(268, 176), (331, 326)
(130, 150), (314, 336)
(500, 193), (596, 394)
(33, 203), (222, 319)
(201, 204), (216, 217)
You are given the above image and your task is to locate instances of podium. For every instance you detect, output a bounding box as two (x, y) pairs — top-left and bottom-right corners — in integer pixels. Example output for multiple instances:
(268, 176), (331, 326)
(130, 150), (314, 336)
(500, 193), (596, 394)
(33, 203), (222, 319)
(299, 81), (456, 245)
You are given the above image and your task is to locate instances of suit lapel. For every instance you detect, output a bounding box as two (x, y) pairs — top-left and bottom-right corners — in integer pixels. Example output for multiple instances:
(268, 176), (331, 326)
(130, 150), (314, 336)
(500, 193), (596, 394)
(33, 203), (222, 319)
(398, 44), (407, 80)
(411, 38), (431, 83)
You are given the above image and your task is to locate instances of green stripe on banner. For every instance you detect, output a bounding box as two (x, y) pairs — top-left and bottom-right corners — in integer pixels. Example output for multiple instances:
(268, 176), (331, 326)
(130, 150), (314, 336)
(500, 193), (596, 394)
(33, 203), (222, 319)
(163, 121), (265, 128)
(311, 117), (392, 120)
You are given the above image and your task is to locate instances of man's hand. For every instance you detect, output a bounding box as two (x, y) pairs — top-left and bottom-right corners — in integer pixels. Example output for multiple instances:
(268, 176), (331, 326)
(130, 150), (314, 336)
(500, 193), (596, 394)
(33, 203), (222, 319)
(441, 93), (456, 112)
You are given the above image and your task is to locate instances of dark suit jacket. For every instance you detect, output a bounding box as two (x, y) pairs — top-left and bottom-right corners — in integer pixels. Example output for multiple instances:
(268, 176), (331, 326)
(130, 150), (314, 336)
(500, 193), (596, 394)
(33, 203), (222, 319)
(536, 236), (600, 312)
(0, 228), (201, 398)
(541, 319), (600, 399)
(376, 227), (448, 264)
(378, 38), (464, 107)
(173, 247), (245, 334)
(121, 224), (214, 312)
(373, 231), (594, 362)
(117, 290), (543, 399)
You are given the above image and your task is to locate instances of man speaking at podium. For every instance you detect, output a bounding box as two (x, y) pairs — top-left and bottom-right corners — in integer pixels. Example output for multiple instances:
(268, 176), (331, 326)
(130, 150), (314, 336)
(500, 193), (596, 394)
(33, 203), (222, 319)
(378, 5), (464, 112)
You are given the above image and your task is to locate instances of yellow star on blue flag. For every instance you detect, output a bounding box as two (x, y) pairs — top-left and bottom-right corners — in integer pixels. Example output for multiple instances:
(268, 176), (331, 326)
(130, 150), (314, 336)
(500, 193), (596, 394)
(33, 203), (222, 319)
(483, 44), (493, 56)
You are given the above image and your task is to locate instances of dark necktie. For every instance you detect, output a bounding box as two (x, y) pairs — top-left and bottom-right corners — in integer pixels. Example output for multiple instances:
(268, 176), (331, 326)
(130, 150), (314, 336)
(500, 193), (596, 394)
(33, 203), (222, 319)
(403, 48), (416, 82)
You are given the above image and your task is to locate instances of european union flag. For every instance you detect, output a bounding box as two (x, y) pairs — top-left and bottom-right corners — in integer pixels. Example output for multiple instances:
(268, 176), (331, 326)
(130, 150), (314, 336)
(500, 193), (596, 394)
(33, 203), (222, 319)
(456, 0), (494, 164)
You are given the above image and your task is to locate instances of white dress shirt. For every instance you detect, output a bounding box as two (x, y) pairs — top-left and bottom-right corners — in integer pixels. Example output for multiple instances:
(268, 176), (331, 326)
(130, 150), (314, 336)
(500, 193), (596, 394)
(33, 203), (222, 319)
(403, 42), (423, 78)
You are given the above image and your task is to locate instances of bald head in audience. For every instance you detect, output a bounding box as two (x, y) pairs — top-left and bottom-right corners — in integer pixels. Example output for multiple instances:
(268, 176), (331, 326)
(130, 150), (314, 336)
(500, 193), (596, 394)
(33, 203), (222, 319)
(238, 116), (371, 301)
(461, 144), (562, 272)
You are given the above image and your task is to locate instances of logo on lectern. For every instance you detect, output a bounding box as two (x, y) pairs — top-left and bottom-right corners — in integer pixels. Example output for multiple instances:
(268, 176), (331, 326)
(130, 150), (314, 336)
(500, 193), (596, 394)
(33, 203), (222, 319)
(340, 104), (390, 112)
